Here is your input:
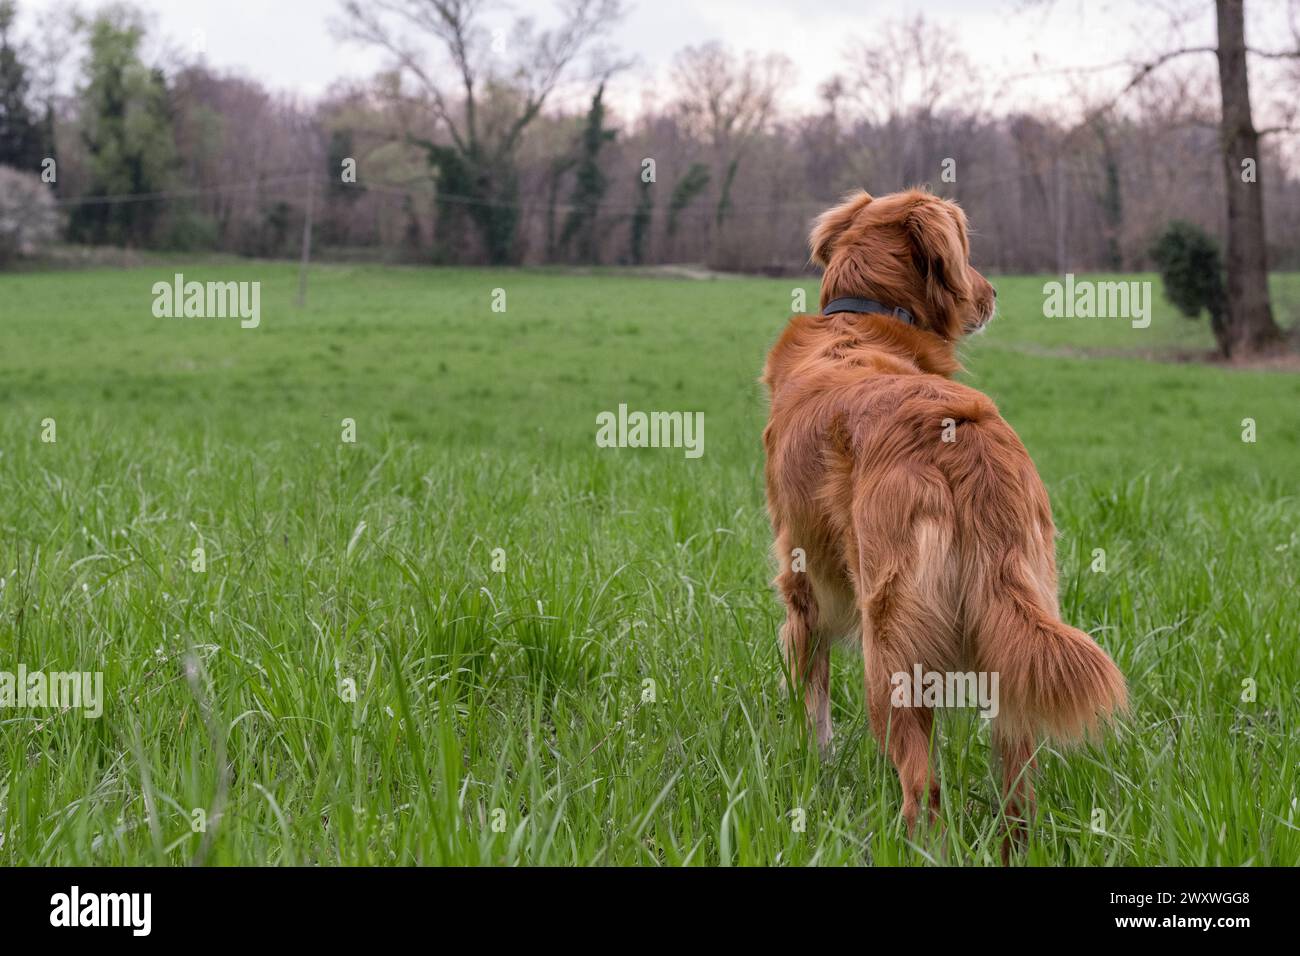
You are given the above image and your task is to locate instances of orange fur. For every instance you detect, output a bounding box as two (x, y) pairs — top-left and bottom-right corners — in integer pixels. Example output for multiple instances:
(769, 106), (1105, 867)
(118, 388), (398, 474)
(764, 188), (1126, 857)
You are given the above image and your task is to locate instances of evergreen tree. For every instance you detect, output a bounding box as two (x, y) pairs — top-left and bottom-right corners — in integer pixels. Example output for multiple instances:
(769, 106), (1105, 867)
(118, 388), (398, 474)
(0, 0), (44, 171)
(559, 83), (615, 263)
(69, 7), (176, 246)
(666, 162), (710, 239)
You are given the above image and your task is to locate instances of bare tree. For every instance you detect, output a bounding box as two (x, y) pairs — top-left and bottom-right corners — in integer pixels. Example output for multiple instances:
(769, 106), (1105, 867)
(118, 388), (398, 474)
(670, 42), (789, 229)
(850, 15), (979, 125)
(1081, 0), (1291, 355)
(846, 16), (982, 196)
(336, 0), (624, 263)
(1215, 0), (1281, 353)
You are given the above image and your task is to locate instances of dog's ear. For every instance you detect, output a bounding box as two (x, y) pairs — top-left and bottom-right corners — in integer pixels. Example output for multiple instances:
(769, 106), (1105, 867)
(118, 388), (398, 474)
(809, 191), (873, 267)
(904, 198), (972, 310)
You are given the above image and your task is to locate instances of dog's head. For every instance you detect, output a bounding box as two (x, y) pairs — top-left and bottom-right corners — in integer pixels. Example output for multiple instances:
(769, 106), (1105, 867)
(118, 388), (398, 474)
(809, 188), (995, 339)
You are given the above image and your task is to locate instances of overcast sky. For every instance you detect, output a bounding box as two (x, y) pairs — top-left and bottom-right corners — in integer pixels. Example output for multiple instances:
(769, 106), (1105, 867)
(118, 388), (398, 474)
(15, 0), (1297, 125)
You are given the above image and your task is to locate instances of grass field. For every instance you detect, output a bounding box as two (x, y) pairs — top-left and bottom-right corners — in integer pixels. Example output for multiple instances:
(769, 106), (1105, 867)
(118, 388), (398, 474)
(1, 262), (1298, 865)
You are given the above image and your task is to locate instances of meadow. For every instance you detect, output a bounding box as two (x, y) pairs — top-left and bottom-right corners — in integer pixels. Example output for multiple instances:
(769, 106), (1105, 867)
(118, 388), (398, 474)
(1, 262), (1297, 865)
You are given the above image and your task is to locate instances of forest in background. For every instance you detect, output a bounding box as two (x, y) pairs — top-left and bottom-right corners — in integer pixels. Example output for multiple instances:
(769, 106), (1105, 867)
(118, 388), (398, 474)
(1, 0), (1299, 277)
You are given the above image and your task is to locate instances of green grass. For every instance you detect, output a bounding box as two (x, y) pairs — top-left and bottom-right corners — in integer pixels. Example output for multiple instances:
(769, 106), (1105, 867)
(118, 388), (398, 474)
(1, 263), (1298, 865)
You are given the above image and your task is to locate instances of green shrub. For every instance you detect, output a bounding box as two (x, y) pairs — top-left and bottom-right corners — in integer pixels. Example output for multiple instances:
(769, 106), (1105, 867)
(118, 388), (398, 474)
(1149, 220), (1227, 350)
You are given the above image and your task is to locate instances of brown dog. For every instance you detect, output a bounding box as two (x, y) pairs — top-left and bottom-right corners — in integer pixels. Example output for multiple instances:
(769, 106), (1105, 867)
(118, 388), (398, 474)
(762, 188), (1126, 853)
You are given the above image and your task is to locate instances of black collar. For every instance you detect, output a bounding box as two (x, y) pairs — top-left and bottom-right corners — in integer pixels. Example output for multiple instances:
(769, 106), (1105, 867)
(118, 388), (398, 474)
(822, 296), (915, 326)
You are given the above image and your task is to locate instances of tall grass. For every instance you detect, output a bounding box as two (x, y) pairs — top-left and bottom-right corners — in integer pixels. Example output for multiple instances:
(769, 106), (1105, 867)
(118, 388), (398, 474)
(1, 265), (1297, 864)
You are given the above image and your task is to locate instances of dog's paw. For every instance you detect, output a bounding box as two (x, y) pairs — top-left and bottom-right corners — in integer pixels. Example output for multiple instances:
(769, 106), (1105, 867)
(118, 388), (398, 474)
(816, 728), (835, 761)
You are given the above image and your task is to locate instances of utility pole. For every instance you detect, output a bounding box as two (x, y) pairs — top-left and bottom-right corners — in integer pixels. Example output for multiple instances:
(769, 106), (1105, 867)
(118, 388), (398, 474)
(297, 173), (314, 307)
(1055, 155), (1067, 275)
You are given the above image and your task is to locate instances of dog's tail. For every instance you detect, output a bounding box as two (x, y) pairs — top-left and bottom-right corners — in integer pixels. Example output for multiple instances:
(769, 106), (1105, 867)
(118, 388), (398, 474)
(965, 559), (1127, 743)
(945, 412), (1127, 745)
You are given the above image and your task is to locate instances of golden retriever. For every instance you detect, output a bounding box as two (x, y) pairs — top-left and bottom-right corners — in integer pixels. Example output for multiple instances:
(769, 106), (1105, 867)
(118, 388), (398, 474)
(762, 187), (1126, 856)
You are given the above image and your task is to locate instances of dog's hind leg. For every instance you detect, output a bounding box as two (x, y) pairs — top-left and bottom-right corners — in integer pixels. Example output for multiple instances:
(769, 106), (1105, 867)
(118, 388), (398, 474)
(854, 474), (960, 832)
(993, 729), (1037, 863)
(865, 643), (939, 832)
(776, 559), (832, 756)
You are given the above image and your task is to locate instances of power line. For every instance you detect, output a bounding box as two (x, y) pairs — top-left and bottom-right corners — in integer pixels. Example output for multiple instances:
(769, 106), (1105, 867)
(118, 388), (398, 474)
(50, 173), (309, 207)
(43, 153), (1221, 222)
(45, 166), (1063, 215)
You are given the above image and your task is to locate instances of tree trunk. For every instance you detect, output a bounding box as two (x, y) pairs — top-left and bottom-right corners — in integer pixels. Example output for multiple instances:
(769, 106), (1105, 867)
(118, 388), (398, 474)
(1215, 0), (1282, 355)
